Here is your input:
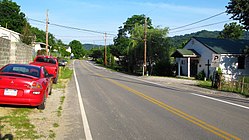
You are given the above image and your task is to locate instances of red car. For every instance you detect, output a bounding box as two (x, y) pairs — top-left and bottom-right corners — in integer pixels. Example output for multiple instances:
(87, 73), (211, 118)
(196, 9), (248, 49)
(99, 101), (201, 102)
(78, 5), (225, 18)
(30, 55), (59, 84)
(0, 64), (53, 110)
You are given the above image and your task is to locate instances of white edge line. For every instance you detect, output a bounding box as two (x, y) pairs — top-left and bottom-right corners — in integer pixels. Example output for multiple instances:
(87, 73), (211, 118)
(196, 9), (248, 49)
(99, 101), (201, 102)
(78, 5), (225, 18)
(86, 60), (249, 110)
(73, 60), (93, 140)
(190, 93), (249, 110)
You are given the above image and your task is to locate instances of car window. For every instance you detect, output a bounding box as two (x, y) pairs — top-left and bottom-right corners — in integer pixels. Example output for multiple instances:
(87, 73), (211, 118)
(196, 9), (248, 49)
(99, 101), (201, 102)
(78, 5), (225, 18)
(43, 67), (50, 77)
(1, 65), (40, 78)
(36, 57), (56, 64)
(36, 57), (45, 62)
(48, 58), (56, 64)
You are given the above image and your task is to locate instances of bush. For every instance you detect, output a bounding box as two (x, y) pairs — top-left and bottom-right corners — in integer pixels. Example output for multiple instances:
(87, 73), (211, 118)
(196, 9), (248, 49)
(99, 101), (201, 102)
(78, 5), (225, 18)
(196, 70), (206, 80)
(96, 58), (103, 64)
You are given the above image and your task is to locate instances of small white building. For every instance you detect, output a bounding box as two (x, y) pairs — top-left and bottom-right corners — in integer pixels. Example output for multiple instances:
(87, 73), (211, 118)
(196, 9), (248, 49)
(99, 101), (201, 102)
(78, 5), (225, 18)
(171, 37), (249, 80)
(34, 42), (51, 53)
(65, 46), (71, 53)
(0, 26), (20, 42)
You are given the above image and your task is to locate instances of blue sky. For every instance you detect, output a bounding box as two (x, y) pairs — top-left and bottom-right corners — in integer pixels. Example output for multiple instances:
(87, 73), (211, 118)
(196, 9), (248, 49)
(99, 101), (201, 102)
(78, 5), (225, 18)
(14, 0), (232, 45)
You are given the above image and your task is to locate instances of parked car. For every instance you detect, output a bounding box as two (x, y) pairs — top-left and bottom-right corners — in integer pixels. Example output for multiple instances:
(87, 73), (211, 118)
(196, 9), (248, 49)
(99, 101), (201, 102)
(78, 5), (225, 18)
(30, 55), (59, 84)
(58, 59), (67, 67)
(0, 64), (53, 110)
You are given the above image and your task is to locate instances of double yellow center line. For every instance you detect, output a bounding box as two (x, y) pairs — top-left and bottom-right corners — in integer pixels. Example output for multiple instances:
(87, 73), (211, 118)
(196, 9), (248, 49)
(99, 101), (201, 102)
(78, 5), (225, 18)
(81, 61), (240, 140)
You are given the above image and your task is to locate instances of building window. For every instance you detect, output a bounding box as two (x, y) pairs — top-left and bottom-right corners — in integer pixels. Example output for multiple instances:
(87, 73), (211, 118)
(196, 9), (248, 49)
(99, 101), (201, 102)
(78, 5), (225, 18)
(238, 56), (245, 69)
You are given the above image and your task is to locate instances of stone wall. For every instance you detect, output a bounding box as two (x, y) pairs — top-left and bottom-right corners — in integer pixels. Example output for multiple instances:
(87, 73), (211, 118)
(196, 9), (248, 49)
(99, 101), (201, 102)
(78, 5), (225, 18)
(0, 37), (11, 68)
(0, 37), (33, 68)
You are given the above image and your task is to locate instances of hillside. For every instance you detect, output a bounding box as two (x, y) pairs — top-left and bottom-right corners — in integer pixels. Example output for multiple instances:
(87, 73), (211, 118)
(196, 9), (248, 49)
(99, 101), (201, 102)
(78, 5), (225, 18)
(170, 30), (249, 48)
(169, 30), (220, 48)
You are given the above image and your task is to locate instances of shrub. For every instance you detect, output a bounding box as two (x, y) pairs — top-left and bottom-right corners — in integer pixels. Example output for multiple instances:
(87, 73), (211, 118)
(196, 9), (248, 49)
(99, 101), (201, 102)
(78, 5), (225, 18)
(196, 70), (206, 80)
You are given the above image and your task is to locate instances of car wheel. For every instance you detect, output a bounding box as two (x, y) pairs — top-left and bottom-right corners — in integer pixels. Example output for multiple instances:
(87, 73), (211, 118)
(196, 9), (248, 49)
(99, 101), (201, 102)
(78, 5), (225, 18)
(53, 77), (58, 84)
(37, 95), (46, 110)
(49, 86), (52, 95)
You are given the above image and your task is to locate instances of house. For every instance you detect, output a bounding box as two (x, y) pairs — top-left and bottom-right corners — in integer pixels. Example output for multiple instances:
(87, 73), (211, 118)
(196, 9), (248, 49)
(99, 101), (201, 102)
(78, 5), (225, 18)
(0, 26), (20, 42)
(65, 46), (71, 53)
(171, 37), (249, 80)
(33, 42), (51, 54)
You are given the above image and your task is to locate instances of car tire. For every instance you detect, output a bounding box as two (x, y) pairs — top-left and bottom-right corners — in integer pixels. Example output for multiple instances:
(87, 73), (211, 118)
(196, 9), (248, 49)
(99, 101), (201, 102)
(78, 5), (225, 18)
(49, 86), (52, 95)
(37, 95), (46, 110)
(53, 77), (58, 84)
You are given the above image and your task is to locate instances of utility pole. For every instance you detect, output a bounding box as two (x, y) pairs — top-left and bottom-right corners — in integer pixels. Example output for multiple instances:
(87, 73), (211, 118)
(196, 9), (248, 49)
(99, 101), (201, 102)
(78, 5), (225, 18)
(45, 10), (49, 56)
(104, 32), (107, 66)
(143, 16), (147, 76)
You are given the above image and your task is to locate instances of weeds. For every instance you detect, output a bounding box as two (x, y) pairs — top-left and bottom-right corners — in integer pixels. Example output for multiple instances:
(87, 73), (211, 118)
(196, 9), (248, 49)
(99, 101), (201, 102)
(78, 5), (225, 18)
(0, 108), (41, 139)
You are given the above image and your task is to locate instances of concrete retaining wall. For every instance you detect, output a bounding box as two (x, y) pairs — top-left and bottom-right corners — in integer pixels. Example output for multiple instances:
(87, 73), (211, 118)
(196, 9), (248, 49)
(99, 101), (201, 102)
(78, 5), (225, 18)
(0, 37), (33, 68)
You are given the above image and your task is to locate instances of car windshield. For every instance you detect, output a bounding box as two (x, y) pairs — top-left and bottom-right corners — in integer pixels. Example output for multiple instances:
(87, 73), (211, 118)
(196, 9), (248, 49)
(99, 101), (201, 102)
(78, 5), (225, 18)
(0, 65), (40, 78)
(36, 57), (56, 64)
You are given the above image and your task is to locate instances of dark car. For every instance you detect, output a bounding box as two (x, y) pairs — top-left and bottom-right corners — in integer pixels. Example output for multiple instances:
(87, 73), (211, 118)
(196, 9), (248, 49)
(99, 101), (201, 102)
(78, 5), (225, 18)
(58, 59), (67, 67)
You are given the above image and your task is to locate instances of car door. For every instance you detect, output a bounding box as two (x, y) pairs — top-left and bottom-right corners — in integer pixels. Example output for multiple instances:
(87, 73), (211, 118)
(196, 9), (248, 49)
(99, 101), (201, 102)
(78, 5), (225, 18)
(41, 67), (52, 96)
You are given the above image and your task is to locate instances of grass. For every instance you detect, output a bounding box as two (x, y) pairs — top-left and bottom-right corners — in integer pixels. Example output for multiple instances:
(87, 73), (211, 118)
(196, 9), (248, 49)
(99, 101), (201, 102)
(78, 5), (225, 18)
(57, 95), (66, 117)
(59, 67), (73, 79)
(53, 67), (73, 89)
(49, 130), (56, 139)
(197, 80), (212, 89)
(0, 108), (42, 139)
(53, 123), (59, 128)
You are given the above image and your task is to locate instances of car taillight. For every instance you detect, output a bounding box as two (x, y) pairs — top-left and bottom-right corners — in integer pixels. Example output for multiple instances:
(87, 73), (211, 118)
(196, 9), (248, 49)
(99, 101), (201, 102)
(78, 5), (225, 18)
(28, 82), (43, 89)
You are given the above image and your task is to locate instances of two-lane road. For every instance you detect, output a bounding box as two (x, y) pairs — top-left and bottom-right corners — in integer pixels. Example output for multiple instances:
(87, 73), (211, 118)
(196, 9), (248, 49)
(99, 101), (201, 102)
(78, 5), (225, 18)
(73, 60), (249, 140)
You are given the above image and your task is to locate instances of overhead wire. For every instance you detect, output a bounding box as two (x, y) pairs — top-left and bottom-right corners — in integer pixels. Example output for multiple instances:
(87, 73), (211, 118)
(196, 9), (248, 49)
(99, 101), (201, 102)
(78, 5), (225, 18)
(27, 18), (116, 36)
(169, 11), (226, 31)
(169, 20), (231, 34)
(28, 11), (228, 40)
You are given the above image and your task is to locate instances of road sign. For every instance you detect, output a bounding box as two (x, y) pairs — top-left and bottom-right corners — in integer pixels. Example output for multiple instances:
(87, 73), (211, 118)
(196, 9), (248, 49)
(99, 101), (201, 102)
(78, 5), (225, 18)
(211, 54), (220, 67)
(212, 54), (220, 63)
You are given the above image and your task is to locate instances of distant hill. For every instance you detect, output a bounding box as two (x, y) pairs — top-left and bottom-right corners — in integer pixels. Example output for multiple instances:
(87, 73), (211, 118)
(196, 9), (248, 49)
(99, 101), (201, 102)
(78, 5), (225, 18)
(170, 30), (249, 48)
(83, 44), (104, 50)
(169, 30), (220, 48)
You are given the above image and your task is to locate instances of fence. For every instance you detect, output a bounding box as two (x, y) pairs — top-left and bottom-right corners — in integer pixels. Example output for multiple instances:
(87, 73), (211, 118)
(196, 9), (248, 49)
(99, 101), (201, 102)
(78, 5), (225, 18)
(220, 75), (249, 96)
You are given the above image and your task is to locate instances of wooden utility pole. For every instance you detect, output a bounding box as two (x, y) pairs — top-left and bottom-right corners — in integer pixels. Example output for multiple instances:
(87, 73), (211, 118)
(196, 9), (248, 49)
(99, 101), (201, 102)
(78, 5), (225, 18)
(45, 10), (49, 56)
(143, 16), (147, 76)
(104, 32), (107, 66)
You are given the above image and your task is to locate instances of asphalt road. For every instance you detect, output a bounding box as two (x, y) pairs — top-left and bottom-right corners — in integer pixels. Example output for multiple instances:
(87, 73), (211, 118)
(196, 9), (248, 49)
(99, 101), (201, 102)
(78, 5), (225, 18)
(70, 60), (249, 140)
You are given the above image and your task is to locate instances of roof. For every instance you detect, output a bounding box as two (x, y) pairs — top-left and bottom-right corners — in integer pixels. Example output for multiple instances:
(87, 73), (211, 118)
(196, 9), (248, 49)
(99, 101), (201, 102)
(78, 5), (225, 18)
(193, 37), (249, 54)
(171, 49), (200, 58)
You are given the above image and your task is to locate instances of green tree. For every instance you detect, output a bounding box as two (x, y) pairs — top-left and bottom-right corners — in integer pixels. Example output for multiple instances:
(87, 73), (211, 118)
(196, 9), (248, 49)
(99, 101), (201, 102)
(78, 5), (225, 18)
(89, 49), (103, 60)
(20, 23), (34, 45)
(113, 15), (153, 58)
(218, 22), (244, 39)
(69, 40), (86, 59)
(226, 0), (249, 30)
(30, 27), (46, 42)
(123, 14), (152, 35)
(111, 15), (172, 75)
(0, 0), (27, 33)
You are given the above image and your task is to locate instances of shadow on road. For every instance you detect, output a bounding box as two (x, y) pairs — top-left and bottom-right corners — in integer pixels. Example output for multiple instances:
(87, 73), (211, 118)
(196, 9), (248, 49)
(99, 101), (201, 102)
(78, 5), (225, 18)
(90, 74), (249, 106)
(90, 74), (190, 93)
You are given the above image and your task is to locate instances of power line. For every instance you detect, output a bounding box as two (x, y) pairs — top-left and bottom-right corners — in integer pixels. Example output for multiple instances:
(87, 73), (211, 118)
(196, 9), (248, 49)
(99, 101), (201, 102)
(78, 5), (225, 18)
(169, 20), (231, 34)
(169, 11), (226, 31)
(27, 18), (116, 36)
